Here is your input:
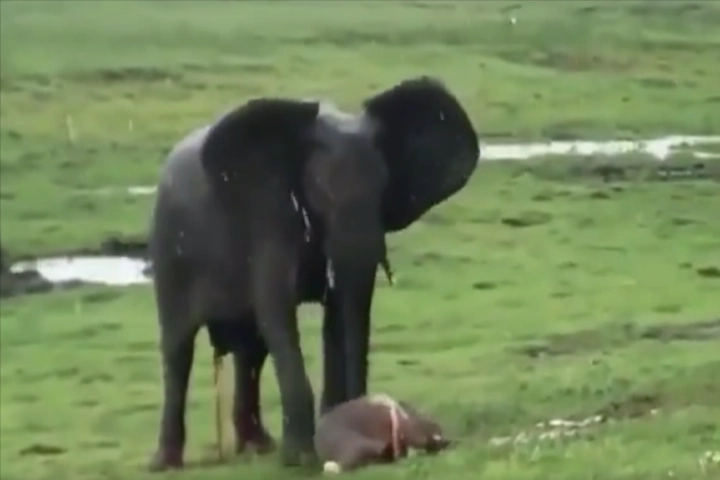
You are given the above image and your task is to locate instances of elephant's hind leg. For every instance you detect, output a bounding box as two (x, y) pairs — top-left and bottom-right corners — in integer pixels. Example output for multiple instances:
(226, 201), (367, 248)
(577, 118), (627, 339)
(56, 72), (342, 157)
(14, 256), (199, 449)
(148, 268), (200, 472)
(148, 320), (199, 471)
(233, 321), (276, 454)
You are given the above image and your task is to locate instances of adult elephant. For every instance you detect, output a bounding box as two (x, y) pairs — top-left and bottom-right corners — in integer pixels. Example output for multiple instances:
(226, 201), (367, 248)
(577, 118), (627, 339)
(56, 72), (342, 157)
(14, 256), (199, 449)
(147, 76), (479, 471)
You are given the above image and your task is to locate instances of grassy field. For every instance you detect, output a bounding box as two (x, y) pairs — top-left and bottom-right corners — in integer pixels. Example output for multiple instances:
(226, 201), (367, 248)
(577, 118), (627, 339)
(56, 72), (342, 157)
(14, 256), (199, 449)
(2, 0), (720, 257)
(1, 1), (720, 479)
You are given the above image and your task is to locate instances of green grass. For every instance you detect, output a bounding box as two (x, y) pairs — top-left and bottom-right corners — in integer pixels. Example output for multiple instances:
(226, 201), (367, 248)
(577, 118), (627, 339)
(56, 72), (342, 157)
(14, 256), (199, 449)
(2, 163), (720, 480)
(2, 0), (720, 256)
(2, 1), (720, 480)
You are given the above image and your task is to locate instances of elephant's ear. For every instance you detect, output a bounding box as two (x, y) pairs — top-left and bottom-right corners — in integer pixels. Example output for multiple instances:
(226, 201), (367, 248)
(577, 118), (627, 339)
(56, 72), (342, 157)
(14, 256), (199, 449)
(200, 98), (320, 194)
(363, 77), (479, 232)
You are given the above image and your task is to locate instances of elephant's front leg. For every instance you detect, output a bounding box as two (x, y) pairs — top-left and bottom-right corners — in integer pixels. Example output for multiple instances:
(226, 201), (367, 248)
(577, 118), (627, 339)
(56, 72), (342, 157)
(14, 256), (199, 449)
(320, 291), (347, 415)
(252, 247), (317, 467)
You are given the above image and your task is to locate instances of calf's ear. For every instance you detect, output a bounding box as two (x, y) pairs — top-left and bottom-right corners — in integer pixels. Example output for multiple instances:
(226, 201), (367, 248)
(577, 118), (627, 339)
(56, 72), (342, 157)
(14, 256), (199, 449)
(200, 98), (319, 197)
(363, 77), (480, 232)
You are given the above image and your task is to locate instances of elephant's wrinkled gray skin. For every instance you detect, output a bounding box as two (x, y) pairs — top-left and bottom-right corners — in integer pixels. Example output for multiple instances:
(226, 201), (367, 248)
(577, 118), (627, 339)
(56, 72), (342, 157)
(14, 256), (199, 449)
(147, 77), (479, 471)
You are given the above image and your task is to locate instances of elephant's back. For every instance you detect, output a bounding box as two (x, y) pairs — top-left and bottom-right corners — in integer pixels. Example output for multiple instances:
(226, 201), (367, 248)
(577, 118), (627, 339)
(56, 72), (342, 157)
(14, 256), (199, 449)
(149, 124), (222, 264)
(157, 125), (212, 199)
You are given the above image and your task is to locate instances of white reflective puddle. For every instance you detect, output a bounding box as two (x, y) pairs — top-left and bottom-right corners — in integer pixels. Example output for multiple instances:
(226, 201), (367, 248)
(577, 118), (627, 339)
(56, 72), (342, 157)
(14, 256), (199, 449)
(480, 135), (720, 161)
(10, 256), (150, 286)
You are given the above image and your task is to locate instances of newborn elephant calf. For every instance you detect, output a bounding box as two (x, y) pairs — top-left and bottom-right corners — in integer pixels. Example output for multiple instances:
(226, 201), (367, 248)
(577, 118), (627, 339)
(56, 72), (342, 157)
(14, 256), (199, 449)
(315, 394), (450, 473)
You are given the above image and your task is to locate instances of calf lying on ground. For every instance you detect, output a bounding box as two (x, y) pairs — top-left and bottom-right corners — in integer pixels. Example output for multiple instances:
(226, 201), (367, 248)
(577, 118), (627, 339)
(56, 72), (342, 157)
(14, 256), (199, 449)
(315, 394), (451, 473)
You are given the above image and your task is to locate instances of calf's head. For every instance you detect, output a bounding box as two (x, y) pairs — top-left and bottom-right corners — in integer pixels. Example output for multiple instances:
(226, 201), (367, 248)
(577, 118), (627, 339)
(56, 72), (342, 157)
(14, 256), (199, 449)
(396, 401), (452, 454)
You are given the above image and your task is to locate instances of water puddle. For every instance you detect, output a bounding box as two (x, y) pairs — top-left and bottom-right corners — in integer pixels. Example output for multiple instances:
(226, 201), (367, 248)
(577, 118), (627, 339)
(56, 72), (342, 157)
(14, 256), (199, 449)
(9, 256), (150, 286)
(480, 134), (720, 162)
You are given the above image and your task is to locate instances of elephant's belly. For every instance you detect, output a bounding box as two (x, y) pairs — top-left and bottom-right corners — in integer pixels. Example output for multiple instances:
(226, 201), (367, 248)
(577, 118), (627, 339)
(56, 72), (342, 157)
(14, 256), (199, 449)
(206, 318), (255, 356)
(296, 243), (328, 304)
(192, 274), (253, 320)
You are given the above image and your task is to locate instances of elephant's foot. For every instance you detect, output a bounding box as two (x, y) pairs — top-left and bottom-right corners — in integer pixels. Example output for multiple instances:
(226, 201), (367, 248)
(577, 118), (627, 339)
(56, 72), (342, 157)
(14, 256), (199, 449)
(281, 436), (318, 467)
(237, 425), (276, 455)
(148, 446), (184, 472)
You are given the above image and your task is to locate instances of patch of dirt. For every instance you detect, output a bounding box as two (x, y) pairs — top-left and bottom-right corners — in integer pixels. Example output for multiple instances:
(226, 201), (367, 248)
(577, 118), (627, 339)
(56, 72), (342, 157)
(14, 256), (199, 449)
(56, 323), (122, 341)
(596, 392), (661, 420)
(696, 266), (720, 279)
(412, 252), (445, 266)
(471, 281), (497, 290)
(81, 290), (124, 304)
(540, 122), (592, 140)
(532, 190), (571, 201)
(19, 444), (66, 456)
(70, 66), (181, 85)
(530, 156), (720, 184)
(537, 51), (634, 73)
(627, 2), (704, 18)
(671, 217), (701, 226)
(397, 359), (420, 366)
(515, 318), (720, 358)
(79, 373), (114, 385)
(496, 49), (634, 74)
(411, 252), (472, 267)
(0, 268), (57, 298)
(80, 439), (119, 449)
(501, 211), (552, 228)
(637, 77), (677, 89)
(593, 165), (628, 182)
(514, 324), (630, 358)
(499, 3), (522, 14)
(11, 235), (148, 262)
(407, 1), (457, 10)
(641, 318), (720, 341)
(588, 190), (612, 199)
(1, 243), (86, 298)
(575, 5), (600, 15)
(420, 212), (454, 226)
(90, 235), (148, 258)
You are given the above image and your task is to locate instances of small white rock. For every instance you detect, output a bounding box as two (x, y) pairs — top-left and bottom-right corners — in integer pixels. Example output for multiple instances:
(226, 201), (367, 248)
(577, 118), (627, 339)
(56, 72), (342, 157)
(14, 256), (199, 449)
(323, 461), (342, 474)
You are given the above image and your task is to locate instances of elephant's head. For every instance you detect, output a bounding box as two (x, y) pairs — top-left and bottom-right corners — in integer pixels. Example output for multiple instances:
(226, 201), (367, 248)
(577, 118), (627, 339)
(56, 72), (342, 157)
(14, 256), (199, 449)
(304, 77), (479, 289)
(300, 106), (390, 296)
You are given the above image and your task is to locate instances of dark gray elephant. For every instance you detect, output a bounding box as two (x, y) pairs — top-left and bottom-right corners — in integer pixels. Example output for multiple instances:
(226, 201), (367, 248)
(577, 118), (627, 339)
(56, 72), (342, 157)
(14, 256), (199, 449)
(147, 76), (479, 471)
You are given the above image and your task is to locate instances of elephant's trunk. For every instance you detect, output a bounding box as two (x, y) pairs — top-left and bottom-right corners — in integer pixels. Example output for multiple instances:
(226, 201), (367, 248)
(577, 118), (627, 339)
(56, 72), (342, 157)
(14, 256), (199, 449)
(337, 277), (375, 400)
(326, 211), (385, 401)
